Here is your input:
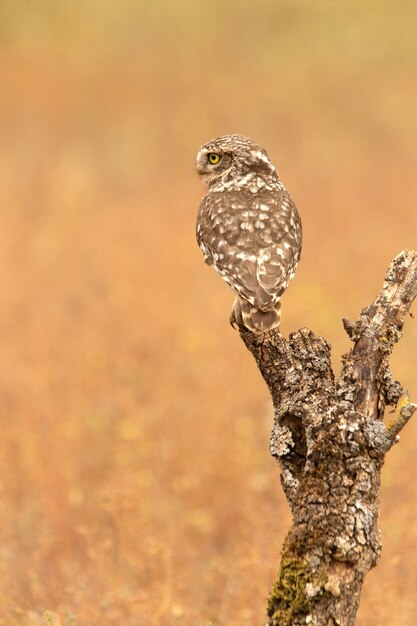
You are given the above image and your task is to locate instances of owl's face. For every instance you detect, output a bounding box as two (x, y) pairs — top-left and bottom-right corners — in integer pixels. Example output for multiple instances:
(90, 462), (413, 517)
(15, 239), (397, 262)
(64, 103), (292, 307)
(196, 134), (275, 186)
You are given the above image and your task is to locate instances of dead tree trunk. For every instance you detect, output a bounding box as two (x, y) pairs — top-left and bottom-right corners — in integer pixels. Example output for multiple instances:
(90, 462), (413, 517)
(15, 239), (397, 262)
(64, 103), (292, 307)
(237, 250), (417, 626)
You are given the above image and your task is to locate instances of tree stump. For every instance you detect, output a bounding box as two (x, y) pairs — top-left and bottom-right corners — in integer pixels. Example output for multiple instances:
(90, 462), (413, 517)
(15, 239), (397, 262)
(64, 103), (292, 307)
(237, 250), (417, 626)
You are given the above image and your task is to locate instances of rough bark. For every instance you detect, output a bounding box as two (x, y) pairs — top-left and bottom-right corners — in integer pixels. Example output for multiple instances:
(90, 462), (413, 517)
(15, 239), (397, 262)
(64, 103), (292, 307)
(237, 250), (417, 626)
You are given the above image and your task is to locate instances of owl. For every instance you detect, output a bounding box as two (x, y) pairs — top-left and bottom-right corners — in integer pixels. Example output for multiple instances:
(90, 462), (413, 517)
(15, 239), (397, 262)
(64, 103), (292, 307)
(196, 134), (302, 333)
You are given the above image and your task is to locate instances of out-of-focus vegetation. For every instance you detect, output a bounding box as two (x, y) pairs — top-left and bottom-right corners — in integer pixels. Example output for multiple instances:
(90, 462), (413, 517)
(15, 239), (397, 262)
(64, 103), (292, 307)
(0, 2), (416, 624)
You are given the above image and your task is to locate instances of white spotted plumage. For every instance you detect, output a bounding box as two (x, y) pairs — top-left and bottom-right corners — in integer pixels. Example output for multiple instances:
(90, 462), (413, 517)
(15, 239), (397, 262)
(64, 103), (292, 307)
(196, 134), (302, 333)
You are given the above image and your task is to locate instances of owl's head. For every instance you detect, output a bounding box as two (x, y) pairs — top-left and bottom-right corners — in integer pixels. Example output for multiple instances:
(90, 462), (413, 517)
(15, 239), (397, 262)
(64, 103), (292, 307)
(196, 134), (275, 186)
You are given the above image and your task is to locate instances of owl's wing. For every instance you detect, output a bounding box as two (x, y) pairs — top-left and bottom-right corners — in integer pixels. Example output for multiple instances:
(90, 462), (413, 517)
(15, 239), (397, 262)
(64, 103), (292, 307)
(196, 199), (214, 266)
(197, 189), (302, 309)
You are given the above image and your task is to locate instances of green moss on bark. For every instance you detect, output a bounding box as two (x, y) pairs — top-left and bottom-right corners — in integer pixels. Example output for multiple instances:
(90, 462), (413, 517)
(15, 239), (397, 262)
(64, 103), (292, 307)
(267, 555), (328, 626)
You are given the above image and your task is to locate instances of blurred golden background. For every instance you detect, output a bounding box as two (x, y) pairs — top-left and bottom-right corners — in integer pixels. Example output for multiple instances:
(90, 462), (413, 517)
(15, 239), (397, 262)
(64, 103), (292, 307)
(0, 2), (416, 624)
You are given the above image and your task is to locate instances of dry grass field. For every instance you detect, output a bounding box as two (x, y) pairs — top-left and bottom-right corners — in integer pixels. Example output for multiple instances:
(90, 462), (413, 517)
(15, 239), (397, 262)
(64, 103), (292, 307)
(0, 2), (416, 624)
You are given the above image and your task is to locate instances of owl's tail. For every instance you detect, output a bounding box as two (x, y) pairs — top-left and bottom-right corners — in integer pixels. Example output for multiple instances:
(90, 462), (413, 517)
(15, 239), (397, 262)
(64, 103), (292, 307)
(233, 297), (281, 333)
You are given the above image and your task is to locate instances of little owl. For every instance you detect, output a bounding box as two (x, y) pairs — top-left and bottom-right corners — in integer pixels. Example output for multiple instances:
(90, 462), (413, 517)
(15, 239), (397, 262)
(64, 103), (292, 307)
(196, 134), (302, 333)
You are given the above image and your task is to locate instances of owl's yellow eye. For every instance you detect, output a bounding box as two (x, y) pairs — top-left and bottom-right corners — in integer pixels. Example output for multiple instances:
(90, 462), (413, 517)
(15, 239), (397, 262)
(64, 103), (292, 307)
(208, 153), (221, 165)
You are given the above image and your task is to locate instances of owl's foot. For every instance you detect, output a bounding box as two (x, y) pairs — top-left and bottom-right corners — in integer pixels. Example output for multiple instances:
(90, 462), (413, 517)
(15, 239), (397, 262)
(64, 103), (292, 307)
(230, 297), (245, 331)
(229, 309), (239, 330)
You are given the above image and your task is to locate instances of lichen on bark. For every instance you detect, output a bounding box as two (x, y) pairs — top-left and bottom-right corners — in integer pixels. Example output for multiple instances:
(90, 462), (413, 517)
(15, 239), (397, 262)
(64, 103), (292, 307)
(238, 250), (417, 626)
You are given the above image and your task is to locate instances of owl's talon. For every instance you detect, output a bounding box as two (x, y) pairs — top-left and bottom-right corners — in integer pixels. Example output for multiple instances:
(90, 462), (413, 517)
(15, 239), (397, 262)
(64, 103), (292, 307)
(229, 310), (238, 330)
